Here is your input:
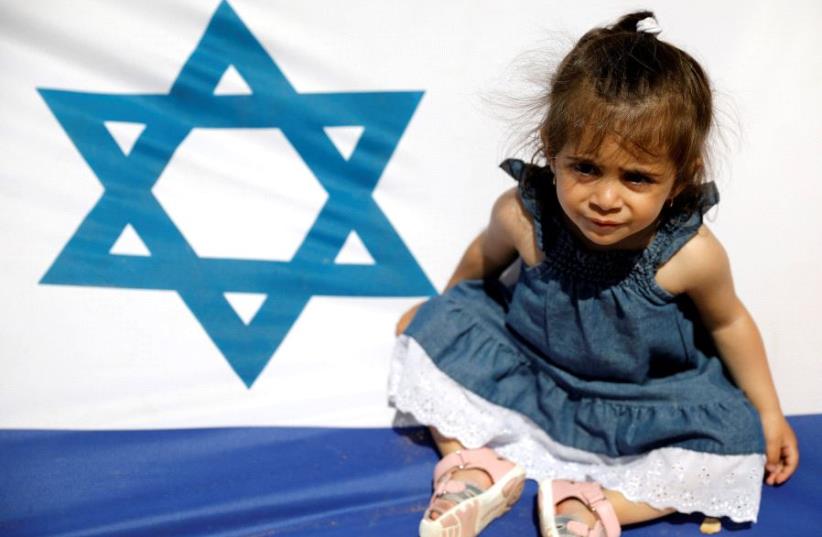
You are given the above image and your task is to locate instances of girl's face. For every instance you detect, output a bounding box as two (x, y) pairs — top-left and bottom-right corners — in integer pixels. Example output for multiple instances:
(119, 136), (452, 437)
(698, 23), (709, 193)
(550, 133), (678, 251)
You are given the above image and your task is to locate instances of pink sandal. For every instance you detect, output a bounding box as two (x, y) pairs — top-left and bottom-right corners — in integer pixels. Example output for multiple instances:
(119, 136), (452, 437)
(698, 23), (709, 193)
(538, 480), (621, 537)
(419, 447), (526, 537)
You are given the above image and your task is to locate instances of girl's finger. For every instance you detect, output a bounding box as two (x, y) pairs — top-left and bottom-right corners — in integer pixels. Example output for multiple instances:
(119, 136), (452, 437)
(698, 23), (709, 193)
(776, 444), (799, 483)
(774, 466), (789, 484)
(764, 436), (781, 469)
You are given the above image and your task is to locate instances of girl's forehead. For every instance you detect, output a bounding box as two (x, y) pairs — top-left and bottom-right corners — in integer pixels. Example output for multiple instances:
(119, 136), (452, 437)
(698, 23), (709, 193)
(565, 131), (672, 166)
(556, 93), (681, 165)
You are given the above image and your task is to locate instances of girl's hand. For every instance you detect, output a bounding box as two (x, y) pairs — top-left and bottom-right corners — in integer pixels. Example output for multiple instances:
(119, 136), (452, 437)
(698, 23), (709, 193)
(395, 302), (424, 336)
(760, 410), (799, 485)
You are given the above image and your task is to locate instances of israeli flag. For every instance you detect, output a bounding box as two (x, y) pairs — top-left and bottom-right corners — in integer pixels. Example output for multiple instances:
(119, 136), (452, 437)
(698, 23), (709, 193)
(1, 1), (820, 535)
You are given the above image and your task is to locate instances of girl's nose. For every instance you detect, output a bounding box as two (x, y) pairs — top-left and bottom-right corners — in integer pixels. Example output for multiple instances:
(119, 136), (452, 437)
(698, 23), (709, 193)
(589, 180), (622, 213)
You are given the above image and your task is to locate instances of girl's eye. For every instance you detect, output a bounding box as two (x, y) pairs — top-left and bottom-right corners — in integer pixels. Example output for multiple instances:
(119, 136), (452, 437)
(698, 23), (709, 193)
(572, 162), (597, 175)
(624, 172), (653, 184)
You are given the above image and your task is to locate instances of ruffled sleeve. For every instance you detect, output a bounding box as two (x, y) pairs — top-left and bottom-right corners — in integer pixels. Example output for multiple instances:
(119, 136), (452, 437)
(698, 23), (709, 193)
(499, 158), (556, 252)
(647, 182), (720, 267)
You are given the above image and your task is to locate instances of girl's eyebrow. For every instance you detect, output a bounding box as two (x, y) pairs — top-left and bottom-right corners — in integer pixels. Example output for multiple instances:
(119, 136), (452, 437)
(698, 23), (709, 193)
(564, 155), (663, 177)
(622, 167), (662, 178)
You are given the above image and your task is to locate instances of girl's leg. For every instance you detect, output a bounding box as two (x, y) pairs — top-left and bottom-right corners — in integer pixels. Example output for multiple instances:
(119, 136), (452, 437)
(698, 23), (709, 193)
(430, 426), (466, 456)
(556, 488), (674, 526)
(604, 490), (675, 525)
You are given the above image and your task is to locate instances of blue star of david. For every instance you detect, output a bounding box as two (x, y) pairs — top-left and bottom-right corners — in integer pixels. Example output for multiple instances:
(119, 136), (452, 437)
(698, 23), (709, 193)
(38, 1), (434, 387)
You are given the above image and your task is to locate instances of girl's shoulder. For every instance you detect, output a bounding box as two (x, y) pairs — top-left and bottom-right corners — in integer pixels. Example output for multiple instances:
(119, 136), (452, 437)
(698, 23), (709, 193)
(656, 222), (745, 331)
(498, 158), (557, 254)
(490, 186), (544, 268)
(655, 223), (731, 297)
(499, 159), (555, 210)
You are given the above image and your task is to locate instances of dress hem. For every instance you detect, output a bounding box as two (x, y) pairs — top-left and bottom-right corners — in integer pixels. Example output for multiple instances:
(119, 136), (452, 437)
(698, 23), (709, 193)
(388, 335), (764, 523)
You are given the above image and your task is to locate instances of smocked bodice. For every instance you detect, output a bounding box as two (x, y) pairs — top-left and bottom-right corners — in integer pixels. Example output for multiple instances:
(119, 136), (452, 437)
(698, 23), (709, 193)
(500, 159), (720, 384)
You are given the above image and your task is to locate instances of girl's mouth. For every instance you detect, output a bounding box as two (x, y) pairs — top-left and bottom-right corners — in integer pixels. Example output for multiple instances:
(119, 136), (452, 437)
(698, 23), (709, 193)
(590, 219), (621, 228)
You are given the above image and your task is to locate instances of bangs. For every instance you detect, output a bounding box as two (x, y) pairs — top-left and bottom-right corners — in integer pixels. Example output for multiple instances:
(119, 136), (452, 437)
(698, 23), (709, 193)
(557, 83), (691, 164)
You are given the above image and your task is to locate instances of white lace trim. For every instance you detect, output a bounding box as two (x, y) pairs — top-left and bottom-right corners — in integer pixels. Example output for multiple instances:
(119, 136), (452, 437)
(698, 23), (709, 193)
(388, 335), (765, 523)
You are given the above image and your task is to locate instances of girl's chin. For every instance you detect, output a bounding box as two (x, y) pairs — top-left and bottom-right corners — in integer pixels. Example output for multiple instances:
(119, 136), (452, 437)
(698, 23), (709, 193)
(579, 226), (652, 251)
(581, 233), (626, 249)
(563, 222), (623, 250)
(562, 214), (654, 251)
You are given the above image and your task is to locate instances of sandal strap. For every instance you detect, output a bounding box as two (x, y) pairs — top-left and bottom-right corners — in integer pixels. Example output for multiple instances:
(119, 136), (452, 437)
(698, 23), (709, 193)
(432, 447), (513, 487)
(432, 471), (484, 497)
(551, 481), (621, 537)
(427, 482), (484, 516)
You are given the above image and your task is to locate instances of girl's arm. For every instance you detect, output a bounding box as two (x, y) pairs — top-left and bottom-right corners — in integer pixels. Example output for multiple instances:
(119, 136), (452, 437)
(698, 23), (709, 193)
(442, 187), (529, 290)
(667, 225), (799, 485)
(395, 187), (528, 335)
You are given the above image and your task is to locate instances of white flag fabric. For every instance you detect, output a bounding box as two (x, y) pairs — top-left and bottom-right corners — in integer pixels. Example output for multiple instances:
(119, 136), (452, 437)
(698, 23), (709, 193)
(1, 1), (821, 534)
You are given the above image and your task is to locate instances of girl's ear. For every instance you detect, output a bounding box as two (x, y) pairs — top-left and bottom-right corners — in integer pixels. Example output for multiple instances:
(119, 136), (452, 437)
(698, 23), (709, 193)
(548, 155), (556, 174)
(671, 176), (688, 198)
(669, 157), (704, 201)
(668, 182), (685, 203)
(689, 157), (704, 178)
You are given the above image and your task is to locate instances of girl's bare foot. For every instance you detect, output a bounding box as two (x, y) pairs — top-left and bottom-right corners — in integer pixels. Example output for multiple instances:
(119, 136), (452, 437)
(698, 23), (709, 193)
(555, 498), (597, 528)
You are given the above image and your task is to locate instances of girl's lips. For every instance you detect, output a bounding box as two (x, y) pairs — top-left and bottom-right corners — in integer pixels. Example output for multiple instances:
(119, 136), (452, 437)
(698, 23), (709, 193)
(590, 219), (621, 227)
(586, 218), (624, 236)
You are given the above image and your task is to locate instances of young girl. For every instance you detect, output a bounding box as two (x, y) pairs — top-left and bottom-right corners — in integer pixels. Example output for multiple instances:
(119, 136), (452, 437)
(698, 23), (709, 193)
(388, 10), (798, 537)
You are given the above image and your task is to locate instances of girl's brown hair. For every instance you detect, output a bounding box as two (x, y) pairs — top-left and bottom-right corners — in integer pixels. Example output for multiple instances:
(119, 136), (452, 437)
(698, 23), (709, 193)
(536, 10), (713, 209)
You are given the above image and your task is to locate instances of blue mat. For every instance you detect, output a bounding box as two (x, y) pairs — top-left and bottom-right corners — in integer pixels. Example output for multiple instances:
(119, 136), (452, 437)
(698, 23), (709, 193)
(1, 415), (819, 536)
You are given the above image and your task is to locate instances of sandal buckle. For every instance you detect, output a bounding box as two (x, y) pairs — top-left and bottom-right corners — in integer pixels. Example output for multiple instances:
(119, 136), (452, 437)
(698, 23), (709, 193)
(455, 449), (467, 470)
(588, 495), (608, 513)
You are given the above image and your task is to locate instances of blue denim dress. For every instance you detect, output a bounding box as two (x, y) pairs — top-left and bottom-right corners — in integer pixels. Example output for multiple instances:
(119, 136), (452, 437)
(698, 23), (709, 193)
(403, 159), (764, 459)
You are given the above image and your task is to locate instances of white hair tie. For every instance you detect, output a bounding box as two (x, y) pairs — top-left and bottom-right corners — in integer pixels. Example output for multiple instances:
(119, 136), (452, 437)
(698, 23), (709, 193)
(636, 16), (662, 35)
